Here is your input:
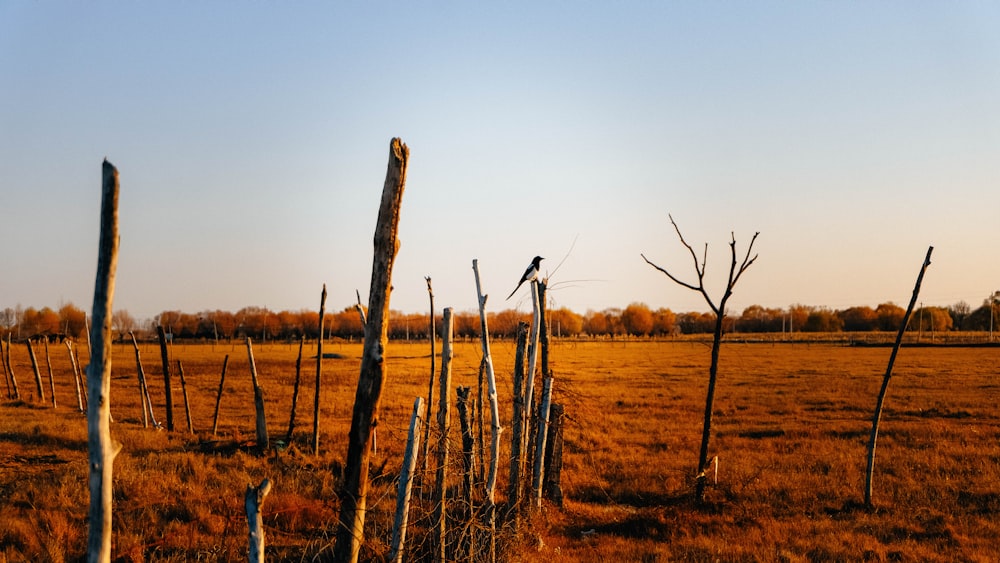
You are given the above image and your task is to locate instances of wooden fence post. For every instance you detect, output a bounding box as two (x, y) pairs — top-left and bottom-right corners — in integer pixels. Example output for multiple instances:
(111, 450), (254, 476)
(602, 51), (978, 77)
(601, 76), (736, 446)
(532, 376), (554, 508)
(156, 325), (174, 431)
(246, 337), (269, 451)
(865, 246), (933, 507)
(177, 361), (194, 434)
(26, 339), (45, 403)
(313, 284), (327, 455)
(4, 335), (19, 400)
(421, 276), (436, 493)
(245, 478), (272, 563)
(472, 259), (501, 563)
(543, 403), (565, 507)
(333, 138), (408, 563)
(456, 385), (477, 562)
(86, 158), (121, 563)
(286, 337), (305, 444)
(390, 396), (424, 563)
(42, 338), (57, 408)
(0, 337), (9, 399)
(66, 340), (85, 413)
(435, 308), (455, 562)
(211, 355), (230, 436)
(507, 321), (529, 523)
(128, 332), (158, 428)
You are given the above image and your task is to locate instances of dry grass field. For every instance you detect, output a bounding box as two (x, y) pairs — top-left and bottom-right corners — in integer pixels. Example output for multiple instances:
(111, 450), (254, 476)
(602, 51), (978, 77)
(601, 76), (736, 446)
(1, 337), (998, 561)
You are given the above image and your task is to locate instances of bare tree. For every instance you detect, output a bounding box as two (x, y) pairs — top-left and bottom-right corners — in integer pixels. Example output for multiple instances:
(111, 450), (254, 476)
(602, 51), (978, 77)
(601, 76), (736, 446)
(642, 214), (758, 502)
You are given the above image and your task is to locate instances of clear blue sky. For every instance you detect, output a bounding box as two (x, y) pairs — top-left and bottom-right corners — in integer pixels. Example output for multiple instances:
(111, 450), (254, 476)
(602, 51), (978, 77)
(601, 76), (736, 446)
(2, 2), (998, 322)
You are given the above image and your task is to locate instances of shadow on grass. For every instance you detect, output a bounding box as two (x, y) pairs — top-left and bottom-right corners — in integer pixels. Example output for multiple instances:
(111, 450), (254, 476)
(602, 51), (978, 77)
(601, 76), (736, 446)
(0, 430), (86, 452)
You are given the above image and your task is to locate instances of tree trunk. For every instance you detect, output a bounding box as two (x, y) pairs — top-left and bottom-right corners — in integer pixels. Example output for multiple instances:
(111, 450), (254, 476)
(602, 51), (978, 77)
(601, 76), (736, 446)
(389, 396), (424, 563)
(287, 336), (305, 444)
(211, 355), (230, 436)
(865, 246), (933, 507)
(177, 361), (194, 434)
(245, 337), (269, 451)
(695, 310), (725, 501)
(435, 308), (455, 563)
(333, 138), (408, 563)
(157, 325), (174, 431)
(26, 339), (44, 403)
(313, 284), (327, 455)
(86, 159), (121, 563)
(245, 478), (272, 563)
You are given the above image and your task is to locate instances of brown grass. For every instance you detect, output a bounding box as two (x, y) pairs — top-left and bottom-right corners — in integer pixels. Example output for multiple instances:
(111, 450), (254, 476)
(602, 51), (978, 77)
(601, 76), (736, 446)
(1, 338), (999, 561)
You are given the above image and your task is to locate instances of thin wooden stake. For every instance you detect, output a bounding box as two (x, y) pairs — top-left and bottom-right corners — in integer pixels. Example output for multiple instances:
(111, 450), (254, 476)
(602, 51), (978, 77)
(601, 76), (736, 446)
(157, 325), (174, 431)
(246, 337), (269, 451)
(26, 339), (44, 402)
(286, 336), (305, 444)
(5, 334), (19, 400)
(177, 361), (194, 434)
(66, 340), (85, 413)
(507, 321), (529, 522)
(435, 308), (455, 563)
(211, 355), (230, 436)
(421, 276), (436, 492)
(313, 284), (327, 455)
(43, 338), (57, 408)
(865, 246), (933, 507)
(532, 376), (554, 508)
(0, 337), (10, 399)
(389, 396), (424, 563)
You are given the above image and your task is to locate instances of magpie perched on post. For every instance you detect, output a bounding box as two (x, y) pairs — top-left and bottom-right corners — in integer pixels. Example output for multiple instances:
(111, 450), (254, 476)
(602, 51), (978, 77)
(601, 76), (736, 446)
(506, 256), (544, 300)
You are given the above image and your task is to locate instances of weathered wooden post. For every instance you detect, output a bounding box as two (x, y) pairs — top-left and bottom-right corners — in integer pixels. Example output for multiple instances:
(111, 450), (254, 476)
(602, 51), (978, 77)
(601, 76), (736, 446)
(472, 259), (502, 563)
(156, 325), (174, 431)
(26, 339), (45, 402)
(421, 276), (436, 492)
(543, 403), (565, 507)
(66, 340), (85, 413)
(246, 337), (269, 451)
(177, 361), (194, 434)
(4, 335), (19, 401)
(507, 321), (529, 523)
(245, 478), (272, 563)
(86, 158), (121, 563)
(523, 280), (541, 458)
(532, 376), (554, 508)
(286, 336), (305, 444)
(312, 284), (327, 455)
(865, 246), (933, 507)
(390, 396), (424, 563)
(333, 137), (408, 563)
(0, 337), (9, 399)
(435, 308), (455, 562)
(211, 355), (230, 436)
(456, 386), (475, 505)
(128, 332), (158, 428)
(42, 338), (57, 408)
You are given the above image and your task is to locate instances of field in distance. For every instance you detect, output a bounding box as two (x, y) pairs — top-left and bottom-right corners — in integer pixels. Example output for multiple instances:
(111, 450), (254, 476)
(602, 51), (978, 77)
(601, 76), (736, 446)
(0, 339), (998, 561)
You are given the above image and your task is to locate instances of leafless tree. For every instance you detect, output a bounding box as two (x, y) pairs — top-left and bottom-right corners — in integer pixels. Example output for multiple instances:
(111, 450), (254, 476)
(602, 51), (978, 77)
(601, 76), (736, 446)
(642, 214), (758, 502)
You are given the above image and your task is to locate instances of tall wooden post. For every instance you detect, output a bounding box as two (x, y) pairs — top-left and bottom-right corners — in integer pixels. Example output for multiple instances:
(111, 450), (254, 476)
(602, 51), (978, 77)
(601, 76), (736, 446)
(390, 397), (424, 563)
(245, 478), (272, 563)
(507, 321), (529, 522)
(865, 246), (933, 507)
(156, 325), (174, 431)
(26, 339), (44, 402)
(434, 308), (455, 562)
(43, 338), (57, 408)
(129, 332), (158, 428)
(0, 337), (10, 399)
(4, 334), (19, 400)
(313, 284), (327, 455)
(65, 340), (85, 412)
(246, 337), (269, 451)
(286, 336), (305, 443)
(177, 361), (194, 434)
(211, 355), (230, 436)
(421, 276), (436, 489)
(86, 158), (121, 563)
(333, 138), (408, 563)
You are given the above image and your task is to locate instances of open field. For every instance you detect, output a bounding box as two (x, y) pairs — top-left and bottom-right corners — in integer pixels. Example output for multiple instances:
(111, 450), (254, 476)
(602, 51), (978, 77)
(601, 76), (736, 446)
(1, 338), (999, 561)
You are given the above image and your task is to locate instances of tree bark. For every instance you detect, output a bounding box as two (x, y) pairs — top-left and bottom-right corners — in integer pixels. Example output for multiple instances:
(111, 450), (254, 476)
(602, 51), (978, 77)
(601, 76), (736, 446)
(86, 159), (121, 563)
(246, 337), (269, 451)
(865, 246), (933, 507)
(313, 284), (327, 455)
(245, 478), (272, 563)
(156, 325), (174, 431)
(389, 396), (424, 563)
(333, 138), (408, 563)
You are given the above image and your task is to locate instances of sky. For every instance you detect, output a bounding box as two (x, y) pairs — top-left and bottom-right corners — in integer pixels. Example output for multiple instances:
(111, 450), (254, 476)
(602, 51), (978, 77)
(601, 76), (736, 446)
(2, 2), (998, 323)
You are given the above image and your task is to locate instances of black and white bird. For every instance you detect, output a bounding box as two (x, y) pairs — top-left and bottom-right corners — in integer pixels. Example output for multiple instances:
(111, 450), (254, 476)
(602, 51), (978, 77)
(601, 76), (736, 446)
(506, 256), (544, 300)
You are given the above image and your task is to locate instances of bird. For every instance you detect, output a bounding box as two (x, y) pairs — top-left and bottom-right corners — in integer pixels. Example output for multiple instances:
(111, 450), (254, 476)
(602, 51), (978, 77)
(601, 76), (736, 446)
(506, 256), (544, 300)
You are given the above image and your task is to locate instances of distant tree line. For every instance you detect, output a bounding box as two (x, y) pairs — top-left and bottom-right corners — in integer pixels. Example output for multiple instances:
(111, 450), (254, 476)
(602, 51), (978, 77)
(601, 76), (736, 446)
(1, 298), (997, 342)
